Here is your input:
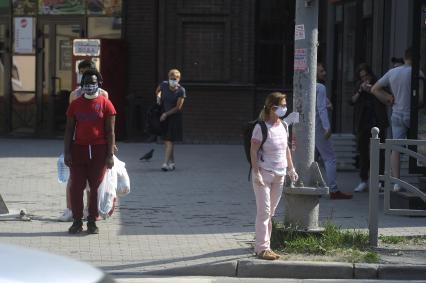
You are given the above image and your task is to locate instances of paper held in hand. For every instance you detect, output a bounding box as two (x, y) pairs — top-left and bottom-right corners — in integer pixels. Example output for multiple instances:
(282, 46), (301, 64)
(283, 112), (300, 125)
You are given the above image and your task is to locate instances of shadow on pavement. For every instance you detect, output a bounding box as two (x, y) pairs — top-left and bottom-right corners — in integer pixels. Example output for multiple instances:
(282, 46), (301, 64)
(0, 231), (72, 237)
(100, 247), (250, 272)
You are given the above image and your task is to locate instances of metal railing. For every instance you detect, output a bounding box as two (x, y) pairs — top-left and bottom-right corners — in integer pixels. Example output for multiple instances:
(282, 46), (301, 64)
(368, 127), (426, 246)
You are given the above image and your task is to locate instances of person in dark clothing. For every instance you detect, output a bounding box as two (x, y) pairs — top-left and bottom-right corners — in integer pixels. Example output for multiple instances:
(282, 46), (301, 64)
(351, 63), (388, 192)
(155, 69), (186, 171)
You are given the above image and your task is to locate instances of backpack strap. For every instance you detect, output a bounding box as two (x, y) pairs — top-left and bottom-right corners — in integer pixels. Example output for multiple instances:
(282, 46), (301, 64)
(258, 121), (268, 162)
(248, 120), (268, 181)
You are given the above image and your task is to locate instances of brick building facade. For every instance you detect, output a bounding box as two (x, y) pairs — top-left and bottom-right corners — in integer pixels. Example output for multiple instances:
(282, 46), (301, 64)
(124, 0), (295, 143)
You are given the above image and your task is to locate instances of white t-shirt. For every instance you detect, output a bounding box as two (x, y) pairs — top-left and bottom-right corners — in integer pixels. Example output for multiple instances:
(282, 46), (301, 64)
(377, 65), (411, 113)
(251, 121), (288, 176)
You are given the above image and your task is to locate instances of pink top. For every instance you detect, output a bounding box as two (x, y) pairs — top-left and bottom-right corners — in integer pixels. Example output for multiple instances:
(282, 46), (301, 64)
(251, 121), (288, 175)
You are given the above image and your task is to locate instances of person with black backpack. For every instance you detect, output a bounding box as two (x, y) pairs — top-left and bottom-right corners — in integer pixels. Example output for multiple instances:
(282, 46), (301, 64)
(250, 92), (298, 260)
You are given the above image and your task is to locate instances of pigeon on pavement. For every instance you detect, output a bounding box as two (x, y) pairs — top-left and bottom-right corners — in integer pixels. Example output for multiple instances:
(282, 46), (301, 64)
(140, 149), (154, 161)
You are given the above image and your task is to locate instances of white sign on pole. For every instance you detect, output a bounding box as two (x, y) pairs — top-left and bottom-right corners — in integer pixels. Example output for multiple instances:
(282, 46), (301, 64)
(14, 17), (33, 54)
(73, 39), (101, 56)
(295, 24), (305, 40)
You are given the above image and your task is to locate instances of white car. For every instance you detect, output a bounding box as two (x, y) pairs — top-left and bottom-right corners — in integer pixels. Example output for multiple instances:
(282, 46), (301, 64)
(0, 243), (115, 283)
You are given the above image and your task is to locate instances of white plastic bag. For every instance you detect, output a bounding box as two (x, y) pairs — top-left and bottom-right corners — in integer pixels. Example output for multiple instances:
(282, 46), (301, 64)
(57, 153), (70, 184)
(97, 168), (117, 219)
(114, 156), (130, 196)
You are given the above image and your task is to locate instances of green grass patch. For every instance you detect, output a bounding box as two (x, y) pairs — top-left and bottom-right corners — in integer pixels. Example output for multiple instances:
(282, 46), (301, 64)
(379, 235), (406, 244)
(363, 251), (380, 263)
(271, 221), (379, 263)
(379, 234), (426, 245)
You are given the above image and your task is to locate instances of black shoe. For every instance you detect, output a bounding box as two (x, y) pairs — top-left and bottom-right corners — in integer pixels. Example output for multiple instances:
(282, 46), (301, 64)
(68, 220), (83, 234)
(87, 221), (99, 234)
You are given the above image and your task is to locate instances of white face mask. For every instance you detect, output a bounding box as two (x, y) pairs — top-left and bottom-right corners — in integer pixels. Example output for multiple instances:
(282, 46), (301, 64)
(274, 106), (287, 118)
(169, 79), (179, 88)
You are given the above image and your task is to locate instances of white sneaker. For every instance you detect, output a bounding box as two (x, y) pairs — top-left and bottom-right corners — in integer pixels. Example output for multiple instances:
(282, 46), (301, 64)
(58, 208), (73, 222)
(168, 162), (176, 171)
(161, 163), (169, 171)
(393, 184), (401, 192)
(354, 182), (368, 192)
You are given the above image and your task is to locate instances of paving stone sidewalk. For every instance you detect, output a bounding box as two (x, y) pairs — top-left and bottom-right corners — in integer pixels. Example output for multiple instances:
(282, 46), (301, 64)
(0, 138), (425, 276)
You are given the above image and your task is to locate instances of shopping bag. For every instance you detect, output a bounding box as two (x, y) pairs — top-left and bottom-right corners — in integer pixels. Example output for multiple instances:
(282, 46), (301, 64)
(113, 156), (131, 197)
(57, 153), (70, 184)
(97, 168), (117, 219)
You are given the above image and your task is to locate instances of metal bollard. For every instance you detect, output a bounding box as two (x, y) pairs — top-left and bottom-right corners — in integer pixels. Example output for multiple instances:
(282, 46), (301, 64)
(368, 127), (380, 247)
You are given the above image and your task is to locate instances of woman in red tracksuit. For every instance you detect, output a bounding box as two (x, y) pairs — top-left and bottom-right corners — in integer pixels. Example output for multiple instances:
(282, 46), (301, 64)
(64, 69), (116, 234)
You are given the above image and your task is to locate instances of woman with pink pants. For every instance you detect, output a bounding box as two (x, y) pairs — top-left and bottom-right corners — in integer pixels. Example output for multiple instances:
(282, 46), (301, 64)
(250, 92), (298, 260)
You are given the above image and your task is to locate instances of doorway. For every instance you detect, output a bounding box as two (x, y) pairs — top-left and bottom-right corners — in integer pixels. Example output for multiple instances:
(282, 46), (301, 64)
(331, 0), (373, 133)
(36, 18), (84, 136)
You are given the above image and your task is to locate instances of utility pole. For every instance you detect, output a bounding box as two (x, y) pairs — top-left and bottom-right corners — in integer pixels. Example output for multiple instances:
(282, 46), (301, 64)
(283, 0), (327, 231)
(292, 0), (318, 185)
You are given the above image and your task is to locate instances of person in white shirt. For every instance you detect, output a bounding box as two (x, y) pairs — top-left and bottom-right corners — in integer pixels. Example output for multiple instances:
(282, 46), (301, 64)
(372, 48), (412, 191)
(251, 92), (298, 260)
(316, 63), (352, 199)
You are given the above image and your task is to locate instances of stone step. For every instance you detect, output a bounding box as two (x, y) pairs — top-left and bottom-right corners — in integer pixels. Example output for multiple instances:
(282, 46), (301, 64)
(390, 191), (426, 210)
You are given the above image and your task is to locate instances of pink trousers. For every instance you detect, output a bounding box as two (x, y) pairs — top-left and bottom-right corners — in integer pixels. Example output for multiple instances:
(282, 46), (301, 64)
(252, 168), (284, 253)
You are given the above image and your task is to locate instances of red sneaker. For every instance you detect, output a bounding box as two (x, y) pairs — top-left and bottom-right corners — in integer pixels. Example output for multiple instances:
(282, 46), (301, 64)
(330, 191), (353, 199)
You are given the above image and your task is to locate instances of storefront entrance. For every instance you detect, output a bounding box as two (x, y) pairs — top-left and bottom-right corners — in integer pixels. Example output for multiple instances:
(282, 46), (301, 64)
(0, 1), (123, 138)
(36, 18), (84, 136)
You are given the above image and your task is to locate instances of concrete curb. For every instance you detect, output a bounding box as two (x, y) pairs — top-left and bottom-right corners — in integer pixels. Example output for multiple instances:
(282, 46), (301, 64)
(141, 261), (237, 277)
(378, 264), (426, 280)
(237, 260), (353, 279)
(354, 263), (379, 279)
(237, 260), (426, 280)
(112, 260), (426, 280)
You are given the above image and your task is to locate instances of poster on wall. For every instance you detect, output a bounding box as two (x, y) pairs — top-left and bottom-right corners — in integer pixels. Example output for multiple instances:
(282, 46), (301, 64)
(39, 0), (84, 15)
(88, 0), (122, 16)
(14, 17), (33, 54)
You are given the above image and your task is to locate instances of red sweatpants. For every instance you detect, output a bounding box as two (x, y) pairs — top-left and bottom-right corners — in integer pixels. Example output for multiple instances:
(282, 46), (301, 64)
(70, 144), (107, 221)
